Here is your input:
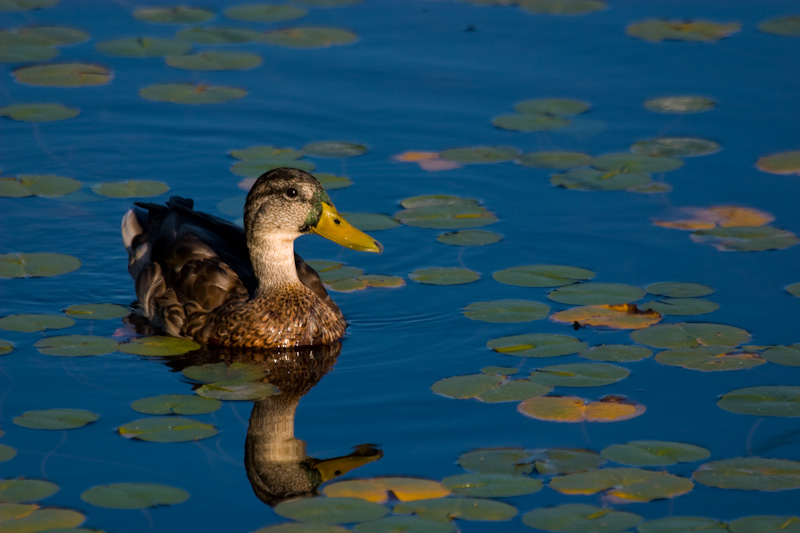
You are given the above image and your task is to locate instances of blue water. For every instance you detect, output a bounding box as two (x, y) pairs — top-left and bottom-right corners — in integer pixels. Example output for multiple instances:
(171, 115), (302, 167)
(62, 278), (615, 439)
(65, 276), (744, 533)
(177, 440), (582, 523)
(2, 1), (800, 531)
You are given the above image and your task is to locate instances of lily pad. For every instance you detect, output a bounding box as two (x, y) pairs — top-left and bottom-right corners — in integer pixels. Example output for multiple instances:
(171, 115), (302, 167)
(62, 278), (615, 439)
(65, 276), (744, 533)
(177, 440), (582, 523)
(551, 169), (652, 191)
(224, 4), (308, 23)
(196, 380), (278, 401)
(303, 141), (367, 158)
(13, 63), (111, 87)
(95, 37), (192, 57)
(693, 457), (800, 491)
(522, 504), (642, 533)
(601, 441), (710, 467)
(0, 252), (81, 278)
(64, 303), (129, 320)
(631, 137), (721, 158)
(409, 267), (479, 285)
(548, 283), (644, 305)
(787, 283), (800, 297)
(0, 479), (59, 503)
(340, 213), (398, 231)
(458, 448), (535, 476)
(230, 145), (303, 161)
(261, 27), (358, 48)
(717, 386), (800, 417)
(442, 473), (542, 497)
(440, 146), (519, 164)
(551, 304), (662, 330)
(655, 206), (775, 231)
(118, 416), (218, 442)
(641, 298), (718, 316)
(166, 51), (262, 70)
(0, 340), (13, 355)
(691, 226), (799, 251)
(396, 196), (498, 229)
(14, 408), (99, 430)
(528, 363), (630, 387)
(518, 395), (646, 423)
(488, 333), (586, 357)
(758, 16), (800, 37)
(175, 27), (260, 44)
(323, 478), (450, 503)
(0, 313), (74, 332)
(255, 525), (350, 533)
(757, 151), (800, 175)
(630, 322), (750, 349)
(0, 41), (58, 63)
(432, 373), (551, 402)
(550, 468), (693, 502)
(353, 516), (455, 533)
(0, 103), (79, 122)
(0, 503), (84, 532)
(638, 517), (729, 533)
(644, 96), (715, 114)
(656, 346), (763, 371)
(34, 335), (118, 356)
(81, 483), (189, 509)
(580, 344), (652, 362)
(728, 516), (800, 533)
(326, 278), (368, 292)
(762, 344), (800, 366)
(140, 83), (247, 104)
(517, 151), (592, 169)
(514, 98), (590, 115)
(0, 174), (82, 198)
(437, 230), (502, 246)
(274, 497), (389, 524)
(231, 158), (315, 178)
(133, 6), (215, 24)
(645, 282), (714, 298)
(91, 180), (169, 198)
(132, 394), (222, 415)
(494, 264), (595, 287)
(182, 362), (267, 383)
(117, 336), (200, 357)
(316, 174), (353, 190)
(18, 26), (88, 45)
(592, 153), (683, 173)
(462, 299), (550, 323)
(492, 113), (570, 132)
(532, 448), (605, 475)
(628, 19), (741, 42)
(0, 0), (59, 10)
(394, 497), (517, 523)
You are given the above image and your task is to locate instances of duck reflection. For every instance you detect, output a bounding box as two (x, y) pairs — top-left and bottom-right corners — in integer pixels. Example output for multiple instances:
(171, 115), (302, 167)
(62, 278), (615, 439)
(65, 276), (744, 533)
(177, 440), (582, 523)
(162, 341), (383, 506)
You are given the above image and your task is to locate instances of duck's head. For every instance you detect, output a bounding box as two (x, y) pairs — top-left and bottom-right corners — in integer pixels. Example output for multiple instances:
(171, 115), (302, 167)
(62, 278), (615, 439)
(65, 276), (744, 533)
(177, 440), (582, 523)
(244, 168), (382, 253)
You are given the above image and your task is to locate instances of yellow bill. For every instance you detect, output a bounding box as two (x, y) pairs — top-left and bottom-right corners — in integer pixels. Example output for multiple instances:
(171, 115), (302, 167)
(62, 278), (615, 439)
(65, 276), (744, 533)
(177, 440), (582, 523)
(311, 445), (384, 482)
(312, 202), (383, 253)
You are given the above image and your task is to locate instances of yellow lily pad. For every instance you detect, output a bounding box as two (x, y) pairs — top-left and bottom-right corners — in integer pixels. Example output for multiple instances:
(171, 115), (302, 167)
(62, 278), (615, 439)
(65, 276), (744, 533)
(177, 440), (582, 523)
(323, 477), (450, 503)
(518, 395), (646, 423)
(551, 304), (662, 329)
(691, 225), (799, 252)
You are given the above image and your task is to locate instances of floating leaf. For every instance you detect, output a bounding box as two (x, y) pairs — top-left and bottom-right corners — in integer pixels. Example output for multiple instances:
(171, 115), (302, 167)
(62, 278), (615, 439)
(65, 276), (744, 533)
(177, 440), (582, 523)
(132, 394), (222, 415)
(196, 380), (278, 401)
(274, 497), (389, 525)
(0, 503), (84, 532)
(95, 37), (192, 57)
(758, 16), (800, 37)
(303, 141), (367, 158)
(316, 173), (353, 190)
(13, 63), (111, 87)
(592, 153), (683, 173)
(0, 479), (59, 502)
(133, 6), (215, 24)
(638, 517), (729, 533)
(326, 278), (368, 292)
(691, 226), (799, 252)
(492, 113), (569, 132)
(0, 174), (82, 198)
(442, 473), (542, 497)
(641, 298), (719, 316)
(394, 497), (517, 523)
(551, 304), (662, 329)
(254, 525), (350, 533)
(494, 264), (595, 288)
(17, 26), (88, 45)
(65, 303), (129, 320)
(631, 137), (721, 158)
(458, 448), (535, 476)
(140, 83), (247, 104)
(117, 336), (200, 357)
(787, 283), (800, 297)
(0, 0), (59, 11)
(230, 146), (303, 161)
(14, 408), (99, 430)
(317, 265), (363, 282)
(356, 275), (405, 289)
(175, 27), (260, 44)
(0, 340), (13, 355)
(693, 457), (800, 491)
(630, 322), (750, 349)
(118, 416), (218, 442)
(396, 196), (498, 229)
(224, 4), (308, 23)
(81, 483), (189, 509)
(655, 206), (775, 230)
(580, 344), (652, 362)
(353, 516), (456, 533)
(550, 468), (693, 502)
(0, 313), (74, 332)
(409, 267), (479, 285)
(323, 478), (450, 503)
(92, 180), (169, 198)
(522, 504), (642, 533)
(340, 213), (398, 231)
(488, 333), (586, 358)
(628, 20), (740, 42)
(514, 98), (590, 115)
(462, 299), (550, 323)
(440, 146), (519, 164)
(262, 27), (358, 48)
(166, 51), (262, 70)
(432, 373), (551, 402)
(231, 158), (315, 178)
(34, 335), (118, 356)
(182, 362), (267, 383)
(0, 41), (58, 62)
(762, 345), (800, 366)
(296, 0), (362, 6)
(601, 441), (710, 467)
(517, 151), (592, 169)
(0, 103), (79, 122)
(437, 230), (502, 246)
(0, 252), (81, 278)
(645, 282), (714, 298)
(756, 151), (800, 175)
(644, 96), (715, 114)
(533, 448), (605, 475)
(728, 516), (800, 533)
(548, 283), (644, 305)
(717, 386), (800, 417)
(518, 395), (646, 423)
(528, 363), (630, 387)
(551, 168), (652, 191)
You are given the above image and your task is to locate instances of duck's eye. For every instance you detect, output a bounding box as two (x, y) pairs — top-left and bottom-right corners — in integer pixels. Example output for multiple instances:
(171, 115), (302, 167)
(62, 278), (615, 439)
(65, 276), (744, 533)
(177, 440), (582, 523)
(285, 187), (298, 198)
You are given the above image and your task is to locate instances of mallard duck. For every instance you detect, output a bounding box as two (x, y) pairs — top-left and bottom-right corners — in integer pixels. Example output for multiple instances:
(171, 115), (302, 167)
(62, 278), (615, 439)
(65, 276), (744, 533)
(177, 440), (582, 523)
(121, 167), (381, 349)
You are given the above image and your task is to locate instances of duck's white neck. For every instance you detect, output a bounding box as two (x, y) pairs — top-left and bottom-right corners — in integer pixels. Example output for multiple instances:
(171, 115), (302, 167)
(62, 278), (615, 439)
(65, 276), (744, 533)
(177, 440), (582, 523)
(248, 232), (302, 295)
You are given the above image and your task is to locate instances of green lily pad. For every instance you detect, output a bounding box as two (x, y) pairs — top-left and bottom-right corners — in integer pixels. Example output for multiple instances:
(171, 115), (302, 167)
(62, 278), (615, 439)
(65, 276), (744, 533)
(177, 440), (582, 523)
(631, 137), (721, 158)
(548, 283), (644, 305)
(517, 151), (592, 169)
(437, 230), (502, 246)
(175, 27), (260, 44)
(638, 517), (729, 533)
(166, 51), (262, 70)
(0, 503), (84, 532)
(458, 448), (535, 476)
(488, 333), (586, 357)
(254, 525), (350, 533)
(140, 83), (247, 104)
(0, 174), (82, 198)
(492, 113), (570, 132)
(440, 146), (519, 164)
(528, 363), (629, 387)
(644, 96), (716, 114)
(442, 473), (542, 498)
(17, 26), (88, 45)
(628, 19), (741, 42)
(693, 457), (800, 490)
(394, 497), (517, 523)
(316, 173), (353, 190)
(296, 0), (362, 5)
(303, 141), (367, 158)
(758, 16), (800, 37)
(182, 362), (267, 382)
(65, 303), (129, 320)
(0, 479), (59, 503)
(580, 344), (652, 362)
(0, 0), (59, 11)
(91, 180), (169, 198)
(196, 380), (278, 401)
(0, 41), (58, 63)
(13, 63), (111, 87)
(757, 151), (800, 175)
(0, 340), (13, 355)
(317, 265), (363, 282)
(95, 37), (192, 57)
(0, 103), (79, 122)
(132, 394), (222, 415)
(762, 344), (800, 366)
(493, 264), (595, 288)
(641, 297), (719, 316)
(261, 27), (358, 48)
(409, 267), (479, 285)
(118, 416), (218, 442)
(645, 282), (714, 298)
(340, 213), (398, 231)
(0, 313), (74, 332)
(592, 153), (684, 173)
(728, 516), (800, 533)
(514, 98), (590, 115)
(0, 252), (81, 278)
(274, 497), (389, 525)
(717, 386), (800, 417)
(133, 6), (215, 24)
(550, 467), (693, 502)
(656, 346), (764, 371)
(432, 373), (552, 402)
(230, 145), (303, 161)
(522, 504), (642, 533)
(34, 335), (118, 356)
(353, 516), (455, 533)
(691, 225), (799, 252)
(118, 336), (200, 356)
(224, 4), (308, 23)
(533, 448), (605, 475)
(630, 322), (750, 348)
(462, 299), (550, 323)
(230, 158), (315, 177)
(396, 196), (498, 230)
(601, 441), (710, 467)
(81, 483), (189, 509)
(14, 408), (99, 430)
(551, 168), (652, 191)
(787, 282), (800, 297)
(326, 278), (368, 292)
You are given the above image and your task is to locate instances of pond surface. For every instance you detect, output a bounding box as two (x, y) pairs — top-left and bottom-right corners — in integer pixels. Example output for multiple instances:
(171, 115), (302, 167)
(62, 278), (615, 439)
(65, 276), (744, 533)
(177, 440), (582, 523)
(2, 0), (800, 531)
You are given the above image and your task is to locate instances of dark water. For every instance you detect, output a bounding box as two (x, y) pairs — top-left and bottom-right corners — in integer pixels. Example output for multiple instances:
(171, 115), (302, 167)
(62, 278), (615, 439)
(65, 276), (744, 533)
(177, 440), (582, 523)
(2, 1), (800, 531)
